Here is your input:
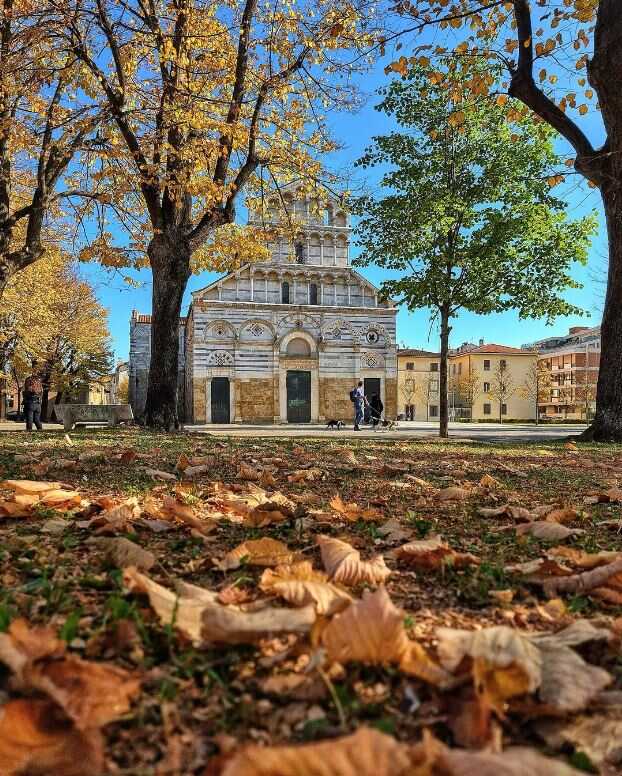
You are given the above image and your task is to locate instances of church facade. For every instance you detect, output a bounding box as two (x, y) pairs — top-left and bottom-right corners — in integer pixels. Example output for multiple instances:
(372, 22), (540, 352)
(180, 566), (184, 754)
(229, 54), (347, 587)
(129, 190), (397, 424)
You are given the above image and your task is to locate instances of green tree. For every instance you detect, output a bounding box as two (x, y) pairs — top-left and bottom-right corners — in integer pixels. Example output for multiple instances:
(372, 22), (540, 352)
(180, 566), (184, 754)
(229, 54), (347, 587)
(354, 63), (595, 437)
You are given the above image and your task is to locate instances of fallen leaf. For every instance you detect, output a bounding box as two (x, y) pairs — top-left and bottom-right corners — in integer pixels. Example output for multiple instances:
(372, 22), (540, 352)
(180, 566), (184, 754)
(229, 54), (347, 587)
(544, 507), (580, 524)
(97, 537), (156, 570)
(161, 495), (217, 535)
(321, 587), (449, 685)
(438, 486), (469, 501)
(257, 672), (327, 701)
(540, 557), (622, 600)
(237, 463), (262, 481)
(217, 485), (296, 527)
(536, 714), (622, 769)
(548, 546), (622, 569)
(287, 468), (323, 483)
(0, 699), (104, 776)
(144, 468), (178, 482)
(329, 494), (383, 522)
(260, 561), (352, 615)
(516, 522), (584, 541)
(436, 620), (611, 713)
(395, 535), (479, 570)
(318, 535), (390, 586)
(215, 538), (297, 571)
(480, 474), (502, 488)
(221, 727), (413, 776)
(123, 568), (316, 646)
(0, 619), (141, 728)
(376, 517), (412, 544)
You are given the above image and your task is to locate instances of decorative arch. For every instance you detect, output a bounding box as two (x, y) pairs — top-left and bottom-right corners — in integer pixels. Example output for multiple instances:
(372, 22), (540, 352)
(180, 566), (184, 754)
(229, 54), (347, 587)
(277, 312), (321, 332)
(279, 329), (317, 356)
(321, 318), (358, 342)
(239, 318), (276, 341)
(206, 350), (234, 367)
(203, 320), (237, 340)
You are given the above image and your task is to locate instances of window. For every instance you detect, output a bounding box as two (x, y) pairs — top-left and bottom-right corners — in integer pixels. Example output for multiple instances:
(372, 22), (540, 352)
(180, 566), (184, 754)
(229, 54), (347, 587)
(309, 283), (318, 305)
(458, 363), (462, 375)
(430, 379), (439, 392)
(429, 405), (439, 417)
(295, 242), (305, 264)
(500, 359), (507, 369)
(501, 403), (508, 415)
(483, 382), (491, 393)
(483, 359), (491, 371)
(483, 403), (491, 415)
(430, 363), (438, 372)
(366, 329), (380, 344)
(281, 281), (290, 304)
(406, 362), (414, 371)
(451, 364), (456, 375)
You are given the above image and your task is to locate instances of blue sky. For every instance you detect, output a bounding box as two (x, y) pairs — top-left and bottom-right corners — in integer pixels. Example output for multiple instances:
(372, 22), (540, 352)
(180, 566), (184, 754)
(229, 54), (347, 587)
(84, 54), (607, 362)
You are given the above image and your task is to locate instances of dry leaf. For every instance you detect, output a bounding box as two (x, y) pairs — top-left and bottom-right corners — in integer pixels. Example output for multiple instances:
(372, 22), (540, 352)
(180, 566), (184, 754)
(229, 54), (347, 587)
(216, 538), (297, 571)
(259, 469), (277, 488)
(516, 522), (584, 541)
(97, 537), (156, 570)
(0, 619), (141, 729)
(329, 494), (383, 522)
(144, 468), (178, 482)
(548, 546), (622, 569)
(124, 568), (316, 646)
(222, 727), (413, 776)
(321, 587), (449, 685)
(395, 535), (479, 570)
(544, 507), (580, 524)
(287, 468), (323, 483)
(536, 715), (622, 769)
(257, 673), (327, 702)
(161, 495), (216, 535)
(260, 561), (352, 615)
(318, 535), (390, 586)
(540, 557), (622, 599)
(438, 486), (469, 501)
(217, 485), (296, 527)
(237, 463), (261, 481)
(478, 504), (534, 521)
(436, 620), (611, 713)
(0, 699), (104, 776)
(480, 474), (502, 488)
(410, 730), (584, 776)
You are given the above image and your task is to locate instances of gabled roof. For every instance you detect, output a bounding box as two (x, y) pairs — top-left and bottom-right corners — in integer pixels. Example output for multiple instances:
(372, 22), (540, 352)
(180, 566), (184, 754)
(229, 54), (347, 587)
(458, 343), (536, 355)
(398, 348), (440, 358)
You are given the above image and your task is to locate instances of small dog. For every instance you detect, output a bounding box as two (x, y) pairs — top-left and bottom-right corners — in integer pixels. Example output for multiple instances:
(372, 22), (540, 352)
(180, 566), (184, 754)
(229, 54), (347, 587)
(326, 419), (345, 430)
(374, 419), (397, 432)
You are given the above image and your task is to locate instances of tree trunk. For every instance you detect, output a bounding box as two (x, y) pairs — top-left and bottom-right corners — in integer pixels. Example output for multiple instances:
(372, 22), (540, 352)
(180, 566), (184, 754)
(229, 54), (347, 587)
(143, 233), (191, 430)
(581, 186), (622, 440)
(439, 307), (450, 438)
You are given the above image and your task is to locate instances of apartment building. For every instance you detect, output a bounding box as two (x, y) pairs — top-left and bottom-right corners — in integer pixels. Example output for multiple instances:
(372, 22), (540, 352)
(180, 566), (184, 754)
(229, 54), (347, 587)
(449, 342), (538, 421)
(524, 326), (600, 420)
(397, 349), (440, 420)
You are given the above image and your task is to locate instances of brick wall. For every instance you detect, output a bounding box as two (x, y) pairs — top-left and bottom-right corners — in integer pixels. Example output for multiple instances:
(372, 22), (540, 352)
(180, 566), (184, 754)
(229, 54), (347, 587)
(238, 378), (275, 423)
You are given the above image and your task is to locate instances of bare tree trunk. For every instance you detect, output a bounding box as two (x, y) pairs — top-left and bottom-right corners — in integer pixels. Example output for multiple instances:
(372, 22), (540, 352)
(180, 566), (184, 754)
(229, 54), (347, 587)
(582, 186), (622, 440)
(439, 306), (450, 438)
(143, 233), (191, 431)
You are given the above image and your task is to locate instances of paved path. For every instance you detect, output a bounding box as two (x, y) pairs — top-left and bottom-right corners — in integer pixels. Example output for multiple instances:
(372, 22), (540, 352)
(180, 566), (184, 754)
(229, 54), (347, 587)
(188, 420), (587, 443)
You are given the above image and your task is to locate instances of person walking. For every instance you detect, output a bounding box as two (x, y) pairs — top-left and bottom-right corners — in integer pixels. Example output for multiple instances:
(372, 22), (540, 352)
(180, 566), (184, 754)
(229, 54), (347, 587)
(23, 363), (44, 432)
(369, 393), (384, 429)
(352, 380), (365, 431)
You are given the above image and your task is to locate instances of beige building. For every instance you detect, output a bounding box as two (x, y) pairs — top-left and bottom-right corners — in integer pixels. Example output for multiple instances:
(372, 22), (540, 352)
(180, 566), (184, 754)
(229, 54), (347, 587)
(129, 187), (398, 424)
(397, 349), (440, 420)
(449, 343), (538, 421)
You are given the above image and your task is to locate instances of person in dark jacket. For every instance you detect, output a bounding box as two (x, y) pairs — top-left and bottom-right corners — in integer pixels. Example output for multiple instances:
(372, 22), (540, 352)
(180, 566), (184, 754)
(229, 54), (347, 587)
(369, 393), (383, 428)
(23, 362), (44, 431)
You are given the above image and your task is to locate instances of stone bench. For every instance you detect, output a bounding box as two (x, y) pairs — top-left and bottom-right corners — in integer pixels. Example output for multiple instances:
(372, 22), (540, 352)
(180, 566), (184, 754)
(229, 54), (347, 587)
(55, 404), (134, 431)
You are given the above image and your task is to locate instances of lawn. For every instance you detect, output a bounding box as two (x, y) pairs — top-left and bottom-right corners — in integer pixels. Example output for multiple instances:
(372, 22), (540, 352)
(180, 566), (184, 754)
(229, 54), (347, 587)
(1, 429), (622, 775)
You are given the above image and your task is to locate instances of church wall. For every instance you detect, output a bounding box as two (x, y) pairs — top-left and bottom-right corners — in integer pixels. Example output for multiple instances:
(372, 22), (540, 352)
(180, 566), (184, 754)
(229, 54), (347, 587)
(319, 378), (358, 421)
(237, 378), (275, 423)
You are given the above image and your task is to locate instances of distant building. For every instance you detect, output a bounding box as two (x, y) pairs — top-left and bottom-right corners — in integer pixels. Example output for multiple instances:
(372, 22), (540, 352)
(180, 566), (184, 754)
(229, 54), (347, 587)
(524, 326), (600, 420)
(110, 361), (130, 404)
(396, 349), (440, 420)
(449, 344), (538, 421)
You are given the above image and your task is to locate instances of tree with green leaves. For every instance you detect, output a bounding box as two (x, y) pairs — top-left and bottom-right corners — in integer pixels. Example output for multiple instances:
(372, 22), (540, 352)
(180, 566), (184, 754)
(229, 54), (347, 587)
(354, 63), (595, 437)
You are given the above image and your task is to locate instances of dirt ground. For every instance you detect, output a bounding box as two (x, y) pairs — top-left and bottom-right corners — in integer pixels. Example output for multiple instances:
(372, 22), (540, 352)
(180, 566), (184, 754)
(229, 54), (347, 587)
(1, 429), (622, 775)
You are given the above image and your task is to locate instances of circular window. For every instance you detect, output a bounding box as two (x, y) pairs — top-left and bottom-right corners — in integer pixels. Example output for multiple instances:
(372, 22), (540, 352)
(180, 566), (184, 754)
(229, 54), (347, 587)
(366, 329), (380, 344)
